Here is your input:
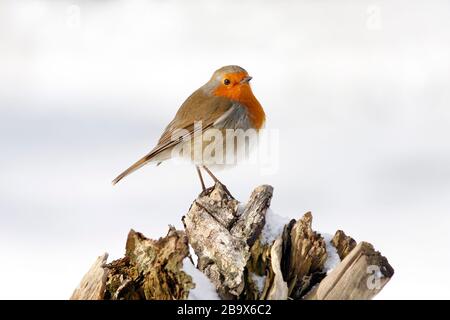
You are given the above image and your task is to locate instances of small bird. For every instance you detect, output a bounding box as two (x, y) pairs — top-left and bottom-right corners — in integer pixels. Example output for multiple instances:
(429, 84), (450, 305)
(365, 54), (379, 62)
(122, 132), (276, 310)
(112, 65), (265, 190)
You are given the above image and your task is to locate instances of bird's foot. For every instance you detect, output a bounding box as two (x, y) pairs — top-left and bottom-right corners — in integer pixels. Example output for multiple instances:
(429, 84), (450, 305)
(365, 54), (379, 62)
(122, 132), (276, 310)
(198, 181), (234, 200)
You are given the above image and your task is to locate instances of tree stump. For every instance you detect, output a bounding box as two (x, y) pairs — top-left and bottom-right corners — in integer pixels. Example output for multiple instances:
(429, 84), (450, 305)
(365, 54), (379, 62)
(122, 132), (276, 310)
(71, 182), (394, 300)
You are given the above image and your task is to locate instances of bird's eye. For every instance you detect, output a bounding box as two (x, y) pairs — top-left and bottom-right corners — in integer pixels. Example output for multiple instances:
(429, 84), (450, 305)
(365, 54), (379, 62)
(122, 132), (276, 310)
(223, 79), (231, 85)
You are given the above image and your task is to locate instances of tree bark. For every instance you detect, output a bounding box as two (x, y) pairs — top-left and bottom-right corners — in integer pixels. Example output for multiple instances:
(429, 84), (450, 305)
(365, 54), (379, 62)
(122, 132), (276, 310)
(70, 253), (109, 300)
(304, 242), (394, 300)
(71, 182), (394, 300)
(182, 183), (273, 299)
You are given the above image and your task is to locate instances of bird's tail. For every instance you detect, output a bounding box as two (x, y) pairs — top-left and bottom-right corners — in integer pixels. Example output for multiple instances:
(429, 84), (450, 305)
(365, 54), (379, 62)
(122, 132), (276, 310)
(112, 154), (152, 185)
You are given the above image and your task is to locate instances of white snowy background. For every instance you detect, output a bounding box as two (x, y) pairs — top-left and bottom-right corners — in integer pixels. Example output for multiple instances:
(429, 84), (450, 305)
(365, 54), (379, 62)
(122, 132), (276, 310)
(1, 0), (449, 299)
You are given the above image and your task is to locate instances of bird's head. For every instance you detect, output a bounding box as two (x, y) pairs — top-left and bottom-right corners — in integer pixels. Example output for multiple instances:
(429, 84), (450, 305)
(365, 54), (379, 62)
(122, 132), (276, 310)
(205, 65), (254, 101)
(202, 65), (265, 128)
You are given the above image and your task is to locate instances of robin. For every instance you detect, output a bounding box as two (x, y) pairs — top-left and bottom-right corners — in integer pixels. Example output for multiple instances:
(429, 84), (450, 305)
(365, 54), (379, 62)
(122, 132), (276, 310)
(112, 65), (266, 190)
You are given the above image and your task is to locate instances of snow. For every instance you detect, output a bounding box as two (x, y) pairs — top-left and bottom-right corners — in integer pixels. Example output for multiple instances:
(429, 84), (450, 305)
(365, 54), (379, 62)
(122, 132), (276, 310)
(237, 203), (246, 217)
(251, 273), (266, 293)
(261, 208), (291, 244)
(188, 245), (198, 267)
(375, 269), (384, 279)
(182, 257), (220, 300)
(259, 210), (342, 275)
(322, 233), (341, 274)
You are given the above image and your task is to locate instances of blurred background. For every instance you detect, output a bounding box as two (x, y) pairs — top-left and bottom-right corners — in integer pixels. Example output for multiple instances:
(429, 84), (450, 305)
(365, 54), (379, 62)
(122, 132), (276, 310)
(1, 0), (449, 299)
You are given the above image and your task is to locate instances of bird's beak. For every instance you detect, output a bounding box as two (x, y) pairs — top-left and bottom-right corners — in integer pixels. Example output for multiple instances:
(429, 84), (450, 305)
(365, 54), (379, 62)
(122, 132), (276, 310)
(240, 76), (253, 84)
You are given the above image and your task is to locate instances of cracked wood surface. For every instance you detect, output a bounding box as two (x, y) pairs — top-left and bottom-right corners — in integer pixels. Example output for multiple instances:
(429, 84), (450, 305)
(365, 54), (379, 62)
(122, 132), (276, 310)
(183, 182), (272, 298)
(71, 183), (394, 300)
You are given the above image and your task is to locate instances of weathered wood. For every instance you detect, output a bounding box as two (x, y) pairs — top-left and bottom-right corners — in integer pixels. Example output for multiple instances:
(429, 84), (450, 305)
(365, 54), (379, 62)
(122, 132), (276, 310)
(242, 238), (271, 300)
(195, 182), (240, 229)
(243, 235), (289, 300)
(183, 182), (273, 299)
(230, 185), (273, 247)
(72, 226), (193, 300)
(304, 242), (394, 300)
(266, 236), (288, 300)
(70, 253), (109, 300)
(281, 212), (327, 299)
(72, 183), (394, 301)
(331, 230), (357, 260)
(183, 184), (248, 298)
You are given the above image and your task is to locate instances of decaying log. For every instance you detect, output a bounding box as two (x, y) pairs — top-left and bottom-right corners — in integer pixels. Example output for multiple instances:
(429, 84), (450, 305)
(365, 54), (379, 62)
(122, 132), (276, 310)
(266, 237), (289, 300)
(72, 227), (194, 300)
(230, 185), (273, 247)
(72, 182), (394, 300)
(331, 230), (357, 260)
(182, 183), (273, 299)
(281, 212), (328, 299)
(70, 253), (109, 300)
(109, 227), (193, 300)
(304, 242), (395, 300)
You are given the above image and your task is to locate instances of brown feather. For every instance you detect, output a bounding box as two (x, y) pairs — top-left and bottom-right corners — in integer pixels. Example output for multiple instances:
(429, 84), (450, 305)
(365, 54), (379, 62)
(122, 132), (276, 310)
(112, 65), (263, 185)
(112, 91), (234, 184)
(112, 153), (153, 185)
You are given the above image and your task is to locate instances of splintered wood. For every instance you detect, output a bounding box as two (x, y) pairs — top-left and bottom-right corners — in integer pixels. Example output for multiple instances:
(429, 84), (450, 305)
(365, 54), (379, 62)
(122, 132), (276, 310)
(183, 183), (273, 299)
(71, 182), (394, 300)
(70, 253), (109, 300)
(71, 227), (194, 300)
(304, 242), (394, 300)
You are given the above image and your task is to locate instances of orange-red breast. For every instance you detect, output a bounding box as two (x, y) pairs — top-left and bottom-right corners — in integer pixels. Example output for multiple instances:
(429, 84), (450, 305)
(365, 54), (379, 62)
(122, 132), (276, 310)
(112, 65), (265, 189)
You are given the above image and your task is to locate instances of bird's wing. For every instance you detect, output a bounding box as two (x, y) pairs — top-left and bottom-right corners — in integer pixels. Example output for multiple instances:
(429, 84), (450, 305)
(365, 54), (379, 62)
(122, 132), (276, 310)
(112, 92), (235, 184)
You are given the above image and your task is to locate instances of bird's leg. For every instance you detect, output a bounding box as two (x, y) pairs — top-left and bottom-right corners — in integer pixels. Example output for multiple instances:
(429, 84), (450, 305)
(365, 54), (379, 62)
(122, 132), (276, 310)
(202, 165), (220, 183)
(202, 165), (234, 198)
(196, 165), (206, 192)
